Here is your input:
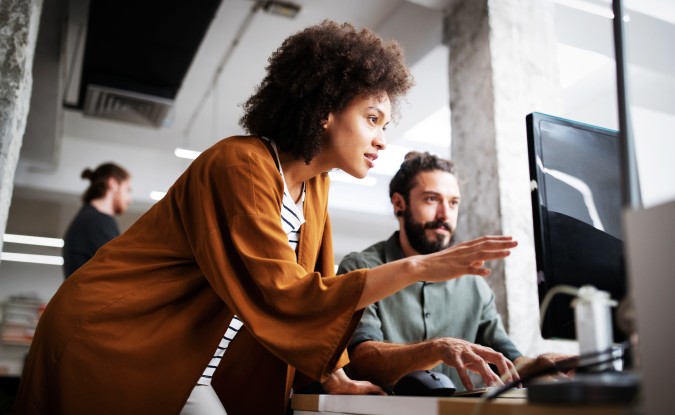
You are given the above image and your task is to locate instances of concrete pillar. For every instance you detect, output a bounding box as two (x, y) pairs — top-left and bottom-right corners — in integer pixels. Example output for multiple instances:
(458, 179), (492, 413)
(446, 0), (570, 354)
(0, 0), (43, 256)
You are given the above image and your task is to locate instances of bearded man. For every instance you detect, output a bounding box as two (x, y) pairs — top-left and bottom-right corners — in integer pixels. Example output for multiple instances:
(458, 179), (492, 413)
(339, 151), (568, 392)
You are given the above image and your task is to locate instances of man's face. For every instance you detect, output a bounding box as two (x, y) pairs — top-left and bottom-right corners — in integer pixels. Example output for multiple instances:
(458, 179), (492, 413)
(400, 170), (461, 255)
(112, 179), (132, 215)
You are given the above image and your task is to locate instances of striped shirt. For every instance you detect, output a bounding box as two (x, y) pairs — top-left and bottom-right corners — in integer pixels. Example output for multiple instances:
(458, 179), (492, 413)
(198, 137), (305, 385)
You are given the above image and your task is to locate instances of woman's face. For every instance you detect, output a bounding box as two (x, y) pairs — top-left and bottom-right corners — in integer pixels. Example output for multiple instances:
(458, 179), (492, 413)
(322, 92), (391, 178)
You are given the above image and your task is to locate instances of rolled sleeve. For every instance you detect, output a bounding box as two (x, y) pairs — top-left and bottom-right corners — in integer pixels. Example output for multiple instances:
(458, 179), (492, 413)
(349, 303), (384, 350)
(338, 252), (385, 351)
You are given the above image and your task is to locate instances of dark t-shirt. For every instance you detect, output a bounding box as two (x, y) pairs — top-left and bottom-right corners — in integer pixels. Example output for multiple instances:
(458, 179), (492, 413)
(62, 204), (120, 278)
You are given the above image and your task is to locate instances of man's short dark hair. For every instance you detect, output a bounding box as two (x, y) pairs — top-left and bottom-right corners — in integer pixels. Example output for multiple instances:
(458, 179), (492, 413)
(389, 151), (456, 202)
(239, 20), (414, 164)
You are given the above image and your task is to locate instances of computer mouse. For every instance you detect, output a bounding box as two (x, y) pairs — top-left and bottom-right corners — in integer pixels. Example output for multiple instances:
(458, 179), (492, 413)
(393, 370), (456, 397)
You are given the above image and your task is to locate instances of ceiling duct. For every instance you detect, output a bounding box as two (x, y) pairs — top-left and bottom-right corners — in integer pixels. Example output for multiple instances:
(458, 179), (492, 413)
(83, 85), (173, 128)
(75, 0), (222, 127)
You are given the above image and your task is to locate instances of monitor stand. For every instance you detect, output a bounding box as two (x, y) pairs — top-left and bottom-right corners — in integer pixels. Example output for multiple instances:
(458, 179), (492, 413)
(527, 371), (640, 405)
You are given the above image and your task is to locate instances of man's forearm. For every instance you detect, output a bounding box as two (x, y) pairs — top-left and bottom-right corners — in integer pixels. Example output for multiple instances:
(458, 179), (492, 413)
(348, 340), (442, 387)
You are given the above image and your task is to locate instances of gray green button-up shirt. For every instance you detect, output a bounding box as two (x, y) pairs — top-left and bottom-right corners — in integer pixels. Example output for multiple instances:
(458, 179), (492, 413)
(338, 232), (521, 391)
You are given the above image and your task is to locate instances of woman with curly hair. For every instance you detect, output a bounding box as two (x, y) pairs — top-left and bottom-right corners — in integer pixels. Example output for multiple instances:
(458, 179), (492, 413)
(13, 20), (517, 415)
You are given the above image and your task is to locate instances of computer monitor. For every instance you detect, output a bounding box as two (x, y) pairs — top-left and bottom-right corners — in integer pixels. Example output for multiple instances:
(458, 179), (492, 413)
(526, 112), (627, 342)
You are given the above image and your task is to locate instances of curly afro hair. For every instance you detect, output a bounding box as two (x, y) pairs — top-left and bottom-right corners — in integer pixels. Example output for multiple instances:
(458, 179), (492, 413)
(240, 20), (414, 164)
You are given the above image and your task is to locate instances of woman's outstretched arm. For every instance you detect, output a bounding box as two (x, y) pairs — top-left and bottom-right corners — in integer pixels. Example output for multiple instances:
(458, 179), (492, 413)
(356, 235), (517, 310)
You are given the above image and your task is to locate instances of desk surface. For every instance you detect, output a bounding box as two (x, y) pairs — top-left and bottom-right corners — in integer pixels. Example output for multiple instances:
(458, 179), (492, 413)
(291, 394), (629, 415)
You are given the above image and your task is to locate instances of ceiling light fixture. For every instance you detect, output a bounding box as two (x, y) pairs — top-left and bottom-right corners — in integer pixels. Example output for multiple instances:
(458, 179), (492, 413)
(150, 191), (167, 201)
(262, 1), (301, 18)
(2, 234), (64, 248)
(1, 252), (64, 266)
(175, 148), (201, 160)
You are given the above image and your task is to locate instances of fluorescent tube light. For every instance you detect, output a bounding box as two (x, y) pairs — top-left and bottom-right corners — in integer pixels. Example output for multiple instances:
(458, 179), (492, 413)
(1, 252), (64, 266)
(175, 148), (201, 160)
(2, 233), (64, 248)
(150, 191), (167, 201)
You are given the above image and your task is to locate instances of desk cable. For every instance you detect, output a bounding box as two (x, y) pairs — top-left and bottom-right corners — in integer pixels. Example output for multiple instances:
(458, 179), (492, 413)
(469, 341), (631, 415)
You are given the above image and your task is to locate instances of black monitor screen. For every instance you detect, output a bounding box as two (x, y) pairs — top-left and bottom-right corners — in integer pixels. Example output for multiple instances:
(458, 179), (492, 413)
(526, 112), (626, 341)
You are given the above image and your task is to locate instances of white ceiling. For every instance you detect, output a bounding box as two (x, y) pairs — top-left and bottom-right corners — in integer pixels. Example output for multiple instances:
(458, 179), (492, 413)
(7, 0), (675, 263)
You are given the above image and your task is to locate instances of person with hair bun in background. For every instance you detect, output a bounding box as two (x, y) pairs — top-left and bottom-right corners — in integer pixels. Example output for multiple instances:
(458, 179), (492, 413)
(62, 162), (132, 278)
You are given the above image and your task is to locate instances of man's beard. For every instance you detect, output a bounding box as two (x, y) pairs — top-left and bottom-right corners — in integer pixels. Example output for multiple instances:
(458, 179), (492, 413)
(403, 208), (456, 255)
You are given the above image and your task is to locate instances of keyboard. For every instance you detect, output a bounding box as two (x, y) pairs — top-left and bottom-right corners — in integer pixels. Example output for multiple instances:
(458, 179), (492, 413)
(453, 386), (527, 398)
